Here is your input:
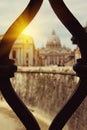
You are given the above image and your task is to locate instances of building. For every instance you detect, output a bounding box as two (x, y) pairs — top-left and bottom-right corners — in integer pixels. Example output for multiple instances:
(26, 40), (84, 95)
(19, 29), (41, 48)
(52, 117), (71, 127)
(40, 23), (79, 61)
(34, 49), (42, 66)
(0, 34), (35, 66)
(0, 31), (75, 66)
(39, 30), (75, 66)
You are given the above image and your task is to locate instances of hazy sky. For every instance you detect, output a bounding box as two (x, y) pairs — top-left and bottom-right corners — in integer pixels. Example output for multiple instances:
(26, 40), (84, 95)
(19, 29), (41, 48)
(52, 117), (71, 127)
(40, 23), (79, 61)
(0, 0), (87, 50)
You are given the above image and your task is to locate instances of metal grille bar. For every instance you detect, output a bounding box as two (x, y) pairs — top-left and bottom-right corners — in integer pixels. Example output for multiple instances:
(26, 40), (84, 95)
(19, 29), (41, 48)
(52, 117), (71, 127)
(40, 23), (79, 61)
(49, 0), (87, 129)
(0, 0), (43, 130)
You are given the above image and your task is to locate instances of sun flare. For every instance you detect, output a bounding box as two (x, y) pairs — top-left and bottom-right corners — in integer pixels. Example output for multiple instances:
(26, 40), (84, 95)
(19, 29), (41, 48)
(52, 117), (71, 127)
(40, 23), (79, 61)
(22, 27), (38, 37)
(22, 28), (30, 36)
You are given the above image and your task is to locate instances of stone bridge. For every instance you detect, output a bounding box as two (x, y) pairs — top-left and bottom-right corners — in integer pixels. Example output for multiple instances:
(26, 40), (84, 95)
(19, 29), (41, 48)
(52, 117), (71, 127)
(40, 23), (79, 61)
(0, 66), (86, 130)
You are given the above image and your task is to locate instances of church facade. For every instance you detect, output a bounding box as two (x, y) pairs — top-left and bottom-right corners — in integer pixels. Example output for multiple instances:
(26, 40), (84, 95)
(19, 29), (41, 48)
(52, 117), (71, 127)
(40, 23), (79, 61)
(9, 34), (35, 66)
(39, 31), (75, 66)
(0, 34), (35, 66)
(0, 31), (75, 66)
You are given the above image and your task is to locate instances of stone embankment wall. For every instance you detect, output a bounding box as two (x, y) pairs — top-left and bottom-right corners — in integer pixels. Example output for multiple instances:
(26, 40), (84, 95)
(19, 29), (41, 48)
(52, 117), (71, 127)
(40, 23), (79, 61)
(1, 66), (87, 130)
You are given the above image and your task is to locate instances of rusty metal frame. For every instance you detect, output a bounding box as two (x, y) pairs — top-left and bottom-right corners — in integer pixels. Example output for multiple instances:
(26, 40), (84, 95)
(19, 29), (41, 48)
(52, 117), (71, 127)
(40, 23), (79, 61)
(49, 0), (87, 130)
(0, 0), (87, 130)
(0, 1), (43, 130)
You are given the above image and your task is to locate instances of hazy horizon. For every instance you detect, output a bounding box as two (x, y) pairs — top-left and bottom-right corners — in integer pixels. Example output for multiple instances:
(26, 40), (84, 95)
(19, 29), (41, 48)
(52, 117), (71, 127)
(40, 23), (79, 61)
(0, 0), (87, 50)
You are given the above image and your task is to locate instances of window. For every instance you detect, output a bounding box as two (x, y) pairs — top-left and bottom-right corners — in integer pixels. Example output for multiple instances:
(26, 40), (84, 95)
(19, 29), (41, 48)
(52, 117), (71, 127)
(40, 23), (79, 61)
(12, 50), (16, 59)
(26, 52), (29, 58)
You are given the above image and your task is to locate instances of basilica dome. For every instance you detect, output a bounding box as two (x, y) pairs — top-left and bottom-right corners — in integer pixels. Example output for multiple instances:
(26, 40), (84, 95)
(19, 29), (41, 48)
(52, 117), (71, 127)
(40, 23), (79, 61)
(46, 30), (61, 49)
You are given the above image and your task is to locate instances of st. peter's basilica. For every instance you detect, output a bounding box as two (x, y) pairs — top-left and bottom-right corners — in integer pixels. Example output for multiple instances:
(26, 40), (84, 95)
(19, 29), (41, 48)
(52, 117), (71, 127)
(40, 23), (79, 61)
(39, 30), (75, 66)
(0, 30), (76, 66)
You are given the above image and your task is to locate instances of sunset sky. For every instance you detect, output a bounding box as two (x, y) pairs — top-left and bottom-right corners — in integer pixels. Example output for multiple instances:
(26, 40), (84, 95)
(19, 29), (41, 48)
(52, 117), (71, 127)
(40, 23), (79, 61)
(0, 0), (87, 50)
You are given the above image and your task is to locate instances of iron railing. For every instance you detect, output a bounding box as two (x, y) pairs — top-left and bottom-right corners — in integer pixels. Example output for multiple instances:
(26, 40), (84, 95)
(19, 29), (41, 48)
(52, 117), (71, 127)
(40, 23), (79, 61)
(0, 0), (87, 130)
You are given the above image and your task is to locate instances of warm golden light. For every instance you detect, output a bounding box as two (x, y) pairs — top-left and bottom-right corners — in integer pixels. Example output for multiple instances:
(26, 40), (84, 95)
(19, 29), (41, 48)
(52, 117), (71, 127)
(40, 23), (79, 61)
(22, 26), (44, 48)
(22, 26), (39, 38)
(22, 28), (31, 36)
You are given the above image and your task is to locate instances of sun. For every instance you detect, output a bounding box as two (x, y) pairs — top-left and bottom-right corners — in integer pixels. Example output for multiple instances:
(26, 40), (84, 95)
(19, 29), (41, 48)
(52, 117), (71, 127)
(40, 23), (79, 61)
(22, 28), (31, 36)
(22, 26), (38, 37)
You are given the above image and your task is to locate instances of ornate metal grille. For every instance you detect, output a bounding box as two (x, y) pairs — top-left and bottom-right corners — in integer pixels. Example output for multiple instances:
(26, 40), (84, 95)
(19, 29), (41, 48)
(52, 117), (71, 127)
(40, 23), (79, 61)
(0, 0), (87, 130)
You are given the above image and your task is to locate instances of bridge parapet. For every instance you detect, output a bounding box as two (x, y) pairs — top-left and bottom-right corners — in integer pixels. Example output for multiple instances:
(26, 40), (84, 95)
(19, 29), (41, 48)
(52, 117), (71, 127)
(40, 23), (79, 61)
(9, 66), (86, 130)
